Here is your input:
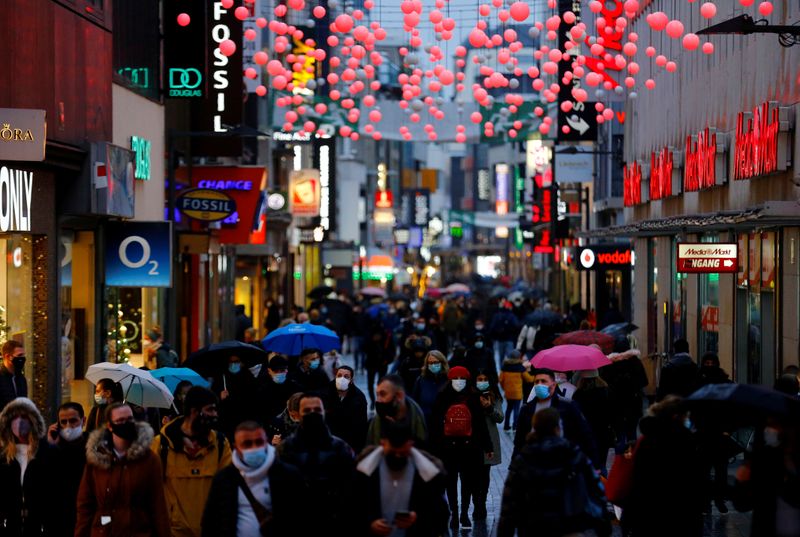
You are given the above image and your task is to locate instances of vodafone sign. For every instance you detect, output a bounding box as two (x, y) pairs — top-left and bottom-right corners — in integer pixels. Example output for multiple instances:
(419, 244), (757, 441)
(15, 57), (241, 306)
(576, 245), (633, 270)
(677, 243), (738, 273)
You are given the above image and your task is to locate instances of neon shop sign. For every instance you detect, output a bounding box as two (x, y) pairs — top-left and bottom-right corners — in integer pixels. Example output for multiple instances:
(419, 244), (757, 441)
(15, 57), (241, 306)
(733, 101), (779, 180)
(684, 128), (716, 192)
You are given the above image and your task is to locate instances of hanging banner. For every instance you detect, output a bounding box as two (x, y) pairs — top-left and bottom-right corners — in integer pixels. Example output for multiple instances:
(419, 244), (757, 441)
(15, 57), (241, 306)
(289, 169), (321, 217)
(105, 222), (172, 287)
(557, 0), (597, 142)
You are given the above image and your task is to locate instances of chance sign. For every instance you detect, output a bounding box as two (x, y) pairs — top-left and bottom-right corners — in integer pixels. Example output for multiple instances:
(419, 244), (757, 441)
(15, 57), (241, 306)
(177, 188), (237, 222)
(677, 243), (738, 273)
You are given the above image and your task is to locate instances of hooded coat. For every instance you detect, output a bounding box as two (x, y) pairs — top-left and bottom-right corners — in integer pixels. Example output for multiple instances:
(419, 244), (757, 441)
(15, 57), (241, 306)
(151, 417), (232, 537)
(0, 397), (53, 537)
(75, 422), (170, 537)
(656, 352), (697, 401)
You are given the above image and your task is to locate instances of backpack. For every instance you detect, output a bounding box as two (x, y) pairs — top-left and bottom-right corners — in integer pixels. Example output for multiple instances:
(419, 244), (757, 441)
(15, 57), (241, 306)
(443, 402), (473, 437)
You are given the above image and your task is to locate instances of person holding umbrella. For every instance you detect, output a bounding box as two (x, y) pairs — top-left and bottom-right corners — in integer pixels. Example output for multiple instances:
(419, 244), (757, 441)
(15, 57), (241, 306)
(86, 378), (123, 431)
(212, 355), (258, 440)
(255, 354), (302, 422)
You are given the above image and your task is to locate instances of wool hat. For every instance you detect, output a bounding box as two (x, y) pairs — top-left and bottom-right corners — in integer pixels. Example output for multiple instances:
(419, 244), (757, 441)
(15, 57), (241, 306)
(269, 355), (289, 370)
(448, 366), (471, 380)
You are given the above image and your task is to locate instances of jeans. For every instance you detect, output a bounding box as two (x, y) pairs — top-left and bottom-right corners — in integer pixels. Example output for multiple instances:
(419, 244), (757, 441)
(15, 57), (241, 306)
(504, 399), (521, 429)
(365, 367), (386, 405)
(442, 445), (481, 515)
(496, 340), (515, 368)
(351, 335), (365, 370)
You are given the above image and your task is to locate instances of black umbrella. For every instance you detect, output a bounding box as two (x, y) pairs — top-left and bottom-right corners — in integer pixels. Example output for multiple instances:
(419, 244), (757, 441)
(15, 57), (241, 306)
(687, 383), (800, 424)
(308, 285), (335, 299)
(388, 292), (409, 302)
(600, 322), (639, 337)
(185, 340), (269, 377)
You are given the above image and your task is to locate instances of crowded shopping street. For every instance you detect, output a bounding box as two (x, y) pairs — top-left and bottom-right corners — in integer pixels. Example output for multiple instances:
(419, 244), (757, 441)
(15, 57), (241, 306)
(2, 0), (800, 536)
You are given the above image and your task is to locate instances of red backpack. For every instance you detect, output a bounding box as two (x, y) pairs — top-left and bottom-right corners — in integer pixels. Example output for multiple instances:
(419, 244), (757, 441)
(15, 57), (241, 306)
(443, 402), (473, 437)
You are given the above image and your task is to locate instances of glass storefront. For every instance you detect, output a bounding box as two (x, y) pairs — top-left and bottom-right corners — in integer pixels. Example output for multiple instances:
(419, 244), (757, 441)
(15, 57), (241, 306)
(0, 235), (34, 393)
(671, 237), (687, 344)
(698, 236), (720, 355)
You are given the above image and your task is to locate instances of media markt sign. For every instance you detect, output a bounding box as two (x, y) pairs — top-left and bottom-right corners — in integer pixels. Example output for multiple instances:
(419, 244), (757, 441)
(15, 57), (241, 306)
(168, 68), (203, 98)
(0, 108), (46, 162)
(677, 242), (738, 273)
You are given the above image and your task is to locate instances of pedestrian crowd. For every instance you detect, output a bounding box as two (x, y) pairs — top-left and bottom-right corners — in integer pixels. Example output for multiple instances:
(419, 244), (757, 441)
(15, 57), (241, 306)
(0, 284), (796, 537)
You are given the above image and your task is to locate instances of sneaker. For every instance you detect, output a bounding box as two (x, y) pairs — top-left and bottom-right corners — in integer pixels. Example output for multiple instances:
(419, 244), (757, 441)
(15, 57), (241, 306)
(460, 513), (472, 529)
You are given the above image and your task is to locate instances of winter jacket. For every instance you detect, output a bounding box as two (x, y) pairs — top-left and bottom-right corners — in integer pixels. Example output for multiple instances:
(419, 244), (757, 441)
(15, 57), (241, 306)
(411, 374), (447, 427)
(601, 349), (649, 431)
(288, 365), (331, 393)
(254, 371), (302, 423)
(656, 352), (697, 401)
(489, 309), (520, 342)
(481, 393), (504, 466)
(353, 446), (450, 537)
(323, 380), (369, 452)
(51, 432), (88, 537)
(497, 436), (606, 537)
(623, 415), (704, 537)
(85, 404), (109, 432)
(430, 387), (493, 456)
(366, 397), (429, 448)
(200, 455), (305, 536)
(572, 385), (614, 453)
(513, 396), (599, 469)
(0, 365), (26, 411)
(499, 358), (526, 401)
(0, 398), (53, 537)
(212, 371), (259, 440)
(151, 417), (232, 537)
(75, 422), (170, 537)
(277, 426), (355, 533)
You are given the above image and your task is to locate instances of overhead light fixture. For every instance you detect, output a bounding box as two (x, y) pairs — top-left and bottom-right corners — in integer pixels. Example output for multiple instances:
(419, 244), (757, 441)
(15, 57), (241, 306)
(697, 14), (800, 47)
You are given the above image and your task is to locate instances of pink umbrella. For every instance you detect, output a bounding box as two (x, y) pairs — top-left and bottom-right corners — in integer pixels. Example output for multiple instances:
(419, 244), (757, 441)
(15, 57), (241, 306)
(359, 287), (386, 298)
(444, 283), (470, 294)
(531, 344), (612, 372)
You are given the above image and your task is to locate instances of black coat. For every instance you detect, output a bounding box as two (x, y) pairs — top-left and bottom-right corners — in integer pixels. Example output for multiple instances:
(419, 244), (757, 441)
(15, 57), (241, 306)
(572, 385), (614, 453)
(0, 442), (55, 537)
(323, 381), (369, 452)
(0, 366), (26, 411)
(430, 387), (493, 457)
(600, 353), (649, 431)
(497, 436), (605, 537)
(52, 434), (88, 537)
(255, 370), (302, 422)
(200, 459), (305, 536)
(353, 448), (449, 537)
(656, 353), (697, 401)
(212, 370), (259, 439)
(451, 347), (497, 381)
(512, 396), (599, 469)
(623, 416), (704, 537)
(288, 366), (330, 394)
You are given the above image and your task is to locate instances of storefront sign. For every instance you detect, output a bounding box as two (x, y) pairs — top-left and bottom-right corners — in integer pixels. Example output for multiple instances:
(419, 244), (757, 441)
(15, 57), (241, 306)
(761, 231), (776, 289)
(577, 245), (633, 270)
(495, 164), (509, 215)
(0, 109), (46, 162)
(105, 222), (172, 287)
(677, 243), (738, 273)
(196, 179), (254, 190)
(650, 147), (673, 201)
(0, 166), (33, 232)
(734, 101), (779, 180)
(623, 161), (642, 206)
(289, 169), (321, 216)
(168, 68), (203, 98)
(555, 150), (593, 184)
(684, 128), (716, 191)
(394, 227), (410, 245)
(131, 136), (151, 180)
(701, 305), (719, 332)
(401, 189), (430, 227)
(267, 192), (286, 211)
(477, 169), (491, 201)
(375, 190), (393, 209)
(581, 0), (624, 89)
(526, 140), (552, 177)
(177, 188), (237, 221)
(319, 143), (331, 232)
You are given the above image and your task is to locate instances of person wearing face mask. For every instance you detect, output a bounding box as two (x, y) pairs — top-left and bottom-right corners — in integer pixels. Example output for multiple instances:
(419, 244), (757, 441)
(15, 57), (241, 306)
(269, 392), (303, 447)
(76, 403), (170, 537)
(201, 421), (304, 536)
(367, 375), (429, 448)
(512, 369), (598, 469)
(471, 371), (503, 522)
(255, 354), (302, 421)
(86, 378), (123, 431)
(398, 336), (433, 393)
(0, 397), (54, 535)
(290, 348), (331, 392)
(488, 302), (520, 369)
(733, 418), (800, 537)
(462, 334), (498, 383)
(152, 387), (231, 537)
(499, 350), (527, 432)
(213, 355), (258, 441)
(354, 422), (449, 537)
(277, 395), (355, 535)
(0, 341), (27, 412)
(411, 351), (450, 429)
(431, 366), (493, 529)
(497, 407), (609, 537)
(47, 402), (88, 537)
(324, 365), (368, 452)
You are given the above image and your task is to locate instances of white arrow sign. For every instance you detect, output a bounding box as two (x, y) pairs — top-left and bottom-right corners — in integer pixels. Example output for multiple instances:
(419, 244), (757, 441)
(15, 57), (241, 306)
(566, 113), (590, 134)
(723, 259), (734, 267)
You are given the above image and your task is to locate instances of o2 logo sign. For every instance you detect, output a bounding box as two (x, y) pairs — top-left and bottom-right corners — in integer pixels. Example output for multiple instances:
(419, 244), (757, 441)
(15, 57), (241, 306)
(106, 222), (172, 287)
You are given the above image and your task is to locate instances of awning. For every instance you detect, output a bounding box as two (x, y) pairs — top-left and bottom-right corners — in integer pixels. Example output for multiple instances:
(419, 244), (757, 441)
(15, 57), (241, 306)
(579, 201), (800, 238)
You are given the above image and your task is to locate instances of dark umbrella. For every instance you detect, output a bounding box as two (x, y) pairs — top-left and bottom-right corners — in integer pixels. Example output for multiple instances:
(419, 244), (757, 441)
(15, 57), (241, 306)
(687, 383), (800, 423)
(366, 303), (389, 318)
(308, 285), (335, 299)
(526, 309), (562, 326)
(388, 292), (409, 302)
(554, 330), (615, 354)
(185, 341), (269, 378)
(490, 285), (508, 299)
(600, 322), (639, 337)
(321, 298), (350, 333)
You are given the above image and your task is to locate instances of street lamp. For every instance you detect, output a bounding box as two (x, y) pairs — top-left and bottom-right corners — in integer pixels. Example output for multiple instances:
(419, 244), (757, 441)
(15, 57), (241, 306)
(697, 14), (800, 47)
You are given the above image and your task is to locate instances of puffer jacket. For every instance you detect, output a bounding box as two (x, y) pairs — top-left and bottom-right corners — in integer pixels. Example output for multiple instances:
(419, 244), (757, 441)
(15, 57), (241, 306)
(499, 358), (526, 401)
(151, 418), (231, 537)
(75, 422), (170, 537)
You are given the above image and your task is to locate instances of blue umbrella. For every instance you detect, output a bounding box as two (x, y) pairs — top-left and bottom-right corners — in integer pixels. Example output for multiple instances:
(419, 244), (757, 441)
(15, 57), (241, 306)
(150, 367), (210, 392)
(262, 323), (341, 355)
(366, 303), (389, 318)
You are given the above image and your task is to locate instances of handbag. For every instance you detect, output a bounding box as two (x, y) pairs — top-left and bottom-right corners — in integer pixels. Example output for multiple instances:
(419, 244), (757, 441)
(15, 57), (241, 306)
(605, 440), (640, 506)
(235, 472), (273, 536)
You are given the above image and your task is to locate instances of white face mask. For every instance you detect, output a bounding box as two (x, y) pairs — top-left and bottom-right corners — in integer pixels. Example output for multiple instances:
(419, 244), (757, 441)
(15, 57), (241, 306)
(335, 377), (351, 391)
(94, 394), (107, 405)
(60, 425), (83, 442)
(451, 379), (467, 392)
(763, 427), (781, 448)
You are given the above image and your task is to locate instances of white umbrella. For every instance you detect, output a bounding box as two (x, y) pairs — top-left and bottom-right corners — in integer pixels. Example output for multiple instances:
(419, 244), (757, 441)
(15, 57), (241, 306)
(86, 362), (175, 409)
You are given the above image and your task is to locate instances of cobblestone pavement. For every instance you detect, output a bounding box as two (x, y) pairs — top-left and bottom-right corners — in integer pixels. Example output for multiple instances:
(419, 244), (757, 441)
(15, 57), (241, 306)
(344, 353), (751, 537)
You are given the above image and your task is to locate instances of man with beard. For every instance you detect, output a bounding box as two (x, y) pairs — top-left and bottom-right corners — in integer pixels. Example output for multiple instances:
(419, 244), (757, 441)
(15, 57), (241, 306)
(366, 374), (428, 448)
(277, 394), (355, 535)
(152, 387), (231, 537)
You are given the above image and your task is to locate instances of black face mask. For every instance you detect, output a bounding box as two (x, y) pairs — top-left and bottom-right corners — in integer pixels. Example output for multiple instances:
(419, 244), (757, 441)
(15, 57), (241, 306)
(194, 413), (218, 435)
(301, 412), (328, 440)
(11, 357), (25, 374)
(111, 421), (138, 442)
(375, 400), (398, 419)
(385, 453), (408, 471)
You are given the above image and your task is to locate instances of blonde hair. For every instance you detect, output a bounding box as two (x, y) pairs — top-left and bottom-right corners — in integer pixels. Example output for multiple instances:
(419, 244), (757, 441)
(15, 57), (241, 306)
(421, 350), (449, 378)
